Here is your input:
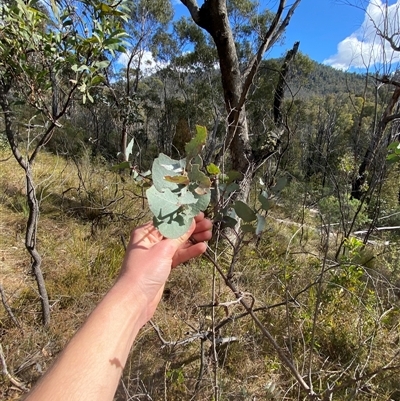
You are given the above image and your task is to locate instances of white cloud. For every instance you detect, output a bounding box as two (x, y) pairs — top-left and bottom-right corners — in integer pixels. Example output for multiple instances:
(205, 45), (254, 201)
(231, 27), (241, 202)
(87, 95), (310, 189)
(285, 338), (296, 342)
(116, 50), (166, 75)
(324, 0), (400, 70)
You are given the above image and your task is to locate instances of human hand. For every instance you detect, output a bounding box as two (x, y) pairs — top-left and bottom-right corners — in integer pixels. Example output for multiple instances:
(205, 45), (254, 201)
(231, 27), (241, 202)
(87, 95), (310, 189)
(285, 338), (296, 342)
(117, 213), (212, 323)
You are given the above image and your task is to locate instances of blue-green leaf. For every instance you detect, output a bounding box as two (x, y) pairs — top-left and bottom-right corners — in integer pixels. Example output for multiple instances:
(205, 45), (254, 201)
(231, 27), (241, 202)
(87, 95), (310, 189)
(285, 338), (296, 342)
(256, 214), (266, 235)
(146, 186), (181, 217)
(234, 201), (257, 222)
(152, 154), (186, 192)
(153, 213), (192, 239)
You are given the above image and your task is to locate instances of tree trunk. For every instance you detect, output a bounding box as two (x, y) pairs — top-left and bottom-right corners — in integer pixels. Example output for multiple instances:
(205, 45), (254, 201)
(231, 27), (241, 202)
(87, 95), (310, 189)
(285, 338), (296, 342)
(181, 0), (301, 203)
(25, 167), (51, 327)
(0, 85), (51, 327)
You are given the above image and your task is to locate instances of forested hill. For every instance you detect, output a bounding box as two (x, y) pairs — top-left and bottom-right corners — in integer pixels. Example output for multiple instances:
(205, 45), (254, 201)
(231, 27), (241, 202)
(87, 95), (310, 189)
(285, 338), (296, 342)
(294, 61), (369, 98)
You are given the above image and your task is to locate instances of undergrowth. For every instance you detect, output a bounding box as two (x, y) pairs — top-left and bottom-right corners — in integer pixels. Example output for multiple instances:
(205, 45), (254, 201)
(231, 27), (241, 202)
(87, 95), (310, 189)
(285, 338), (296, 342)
(1, 149), (400, 400)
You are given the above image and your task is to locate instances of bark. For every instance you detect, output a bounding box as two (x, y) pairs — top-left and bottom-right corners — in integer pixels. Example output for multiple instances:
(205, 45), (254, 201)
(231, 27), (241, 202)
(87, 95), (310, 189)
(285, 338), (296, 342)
(274, 41), (300, 126)
(0, 84), (51, 327)
(181, 0), (301, 201)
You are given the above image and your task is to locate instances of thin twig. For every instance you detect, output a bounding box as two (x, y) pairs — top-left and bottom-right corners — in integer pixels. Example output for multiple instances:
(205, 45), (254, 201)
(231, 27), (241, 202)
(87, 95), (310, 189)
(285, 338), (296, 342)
(0, 284), (21, 329)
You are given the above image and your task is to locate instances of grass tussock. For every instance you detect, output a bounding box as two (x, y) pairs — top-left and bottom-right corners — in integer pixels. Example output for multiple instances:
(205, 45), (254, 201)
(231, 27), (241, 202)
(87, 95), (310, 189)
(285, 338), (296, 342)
(1, 148), (400, 400)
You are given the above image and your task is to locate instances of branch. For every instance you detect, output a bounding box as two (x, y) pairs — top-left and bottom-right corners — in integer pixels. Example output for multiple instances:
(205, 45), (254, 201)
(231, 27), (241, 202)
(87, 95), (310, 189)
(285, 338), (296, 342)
(0, 342), (28, 392)
(180, 0), (201, 24)
(0, 284), (21, 329)
(0, 85), (27, 170)
(324, 357), (400, 398)
(376, 75), (400, 88)
(376, 29), (400, 52)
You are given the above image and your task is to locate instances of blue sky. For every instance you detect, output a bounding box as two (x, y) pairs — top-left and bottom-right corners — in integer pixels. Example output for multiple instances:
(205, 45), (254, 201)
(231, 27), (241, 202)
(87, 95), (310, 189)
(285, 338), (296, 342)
(173, 0), (400, 71)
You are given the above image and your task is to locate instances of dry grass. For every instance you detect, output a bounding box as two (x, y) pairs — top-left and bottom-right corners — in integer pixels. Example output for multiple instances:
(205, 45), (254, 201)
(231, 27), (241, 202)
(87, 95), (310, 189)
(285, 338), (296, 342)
(1, 148), (400, 400)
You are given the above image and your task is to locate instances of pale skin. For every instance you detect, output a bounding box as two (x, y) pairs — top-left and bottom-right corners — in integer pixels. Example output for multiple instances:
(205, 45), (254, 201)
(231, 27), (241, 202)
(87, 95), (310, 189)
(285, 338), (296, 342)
(24, 213), (212, 401)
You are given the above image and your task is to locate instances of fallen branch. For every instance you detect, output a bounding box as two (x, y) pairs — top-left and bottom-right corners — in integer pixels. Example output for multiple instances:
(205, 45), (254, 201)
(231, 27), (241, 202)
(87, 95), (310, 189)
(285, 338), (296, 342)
(0, 342), (28, 392)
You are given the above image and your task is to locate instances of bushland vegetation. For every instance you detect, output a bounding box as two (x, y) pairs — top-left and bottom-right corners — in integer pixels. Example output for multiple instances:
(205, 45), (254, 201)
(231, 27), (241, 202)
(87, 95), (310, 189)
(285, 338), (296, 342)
(1, 0), (400, 400)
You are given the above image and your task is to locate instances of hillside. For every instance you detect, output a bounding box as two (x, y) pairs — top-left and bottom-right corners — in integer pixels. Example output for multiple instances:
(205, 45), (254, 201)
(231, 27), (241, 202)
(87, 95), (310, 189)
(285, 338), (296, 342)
(294, 61), (370, 98)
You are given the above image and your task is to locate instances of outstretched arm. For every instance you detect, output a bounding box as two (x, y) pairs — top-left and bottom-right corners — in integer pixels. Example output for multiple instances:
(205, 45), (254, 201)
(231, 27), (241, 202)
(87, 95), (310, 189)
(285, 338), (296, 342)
(24, 213), (212, 401)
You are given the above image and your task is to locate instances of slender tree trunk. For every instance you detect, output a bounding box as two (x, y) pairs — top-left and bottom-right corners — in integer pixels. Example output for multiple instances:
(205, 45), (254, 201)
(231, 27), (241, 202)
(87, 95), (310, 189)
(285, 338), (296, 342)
(0, 85), (51, 327)
(25, 167), (50, 327)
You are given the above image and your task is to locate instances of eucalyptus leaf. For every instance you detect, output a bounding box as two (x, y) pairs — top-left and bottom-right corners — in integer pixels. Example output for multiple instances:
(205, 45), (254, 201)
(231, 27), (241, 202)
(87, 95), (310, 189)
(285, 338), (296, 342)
(179, 187), (197, 205)
(227, 170), (243, 184)
(146, 186), (181, 217)
(258, 192), (271, 211)
(185, 125), (207, 162)
(234, 201), (257, 222)
(256, 214), (266, 235)
(221, 215), (238, 228)
(153, 213), (192, 239)
(188, 164), (211, 193)
(241, 224), (255, 233)
(271, 177), (287, 193)
(207, 163), (220, 175)
(126, 138), (134, 160)
(152, 154), (186, 192)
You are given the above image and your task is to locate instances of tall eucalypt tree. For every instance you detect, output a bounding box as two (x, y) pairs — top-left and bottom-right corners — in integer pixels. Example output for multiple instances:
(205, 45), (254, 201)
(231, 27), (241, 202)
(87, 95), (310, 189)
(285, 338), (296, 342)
(0, 0), (128, 326)
(180, 0), (301, 201)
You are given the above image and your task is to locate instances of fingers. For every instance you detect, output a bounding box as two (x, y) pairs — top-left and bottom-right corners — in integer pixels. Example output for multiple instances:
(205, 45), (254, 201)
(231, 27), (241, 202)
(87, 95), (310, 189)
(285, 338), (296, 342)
(128, 214), (211, 259)
(172, 241), (207, 267)
(191, 215), (212, 243)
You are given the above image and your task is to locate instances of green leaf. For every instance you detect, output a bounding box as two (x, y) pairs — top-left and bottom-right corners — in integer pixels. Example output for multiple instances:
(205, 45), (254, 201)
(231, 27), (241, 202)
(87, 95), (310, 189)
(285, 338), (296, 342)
(258, 192), (271, 211)
(207, 163), (220, 175)
(193, 155), (203, 168)
(387, 141), (400, 151)
(387, 154), (400, 164)
(220, 182), (240, 196)
(227, 170), (242, 184)
(221, 215), (238, 228)
(93, 60), (110, 70)
(241, 224), (255, 233)
(185, 125), (207, 162)
(87, 91), (94, 103)
(91, 75), (105, 85)
(179, 188), (197, 205)
(111, 161), (130, 171)
(271, 177), (287, 193)
(234, 201), (257, 222)
(188, 164), (211, 194)
(190, 187), (211, 216)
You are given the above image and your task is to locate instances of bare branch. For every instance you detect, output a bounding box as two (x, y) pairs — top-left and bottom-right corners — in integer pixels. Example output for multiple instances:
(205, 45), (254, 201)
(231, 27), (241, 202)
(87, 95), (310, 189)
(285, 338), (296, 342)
(180, 0), (200, 23)
(0, 342), (28, 392)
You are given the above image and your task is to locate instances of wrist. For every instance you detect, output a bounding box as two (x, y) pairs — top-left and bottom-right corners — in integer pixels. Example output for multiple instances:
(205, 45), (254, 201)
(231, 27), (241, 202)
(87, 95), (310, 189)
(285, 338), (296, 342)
(110, 276), (154, 328)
